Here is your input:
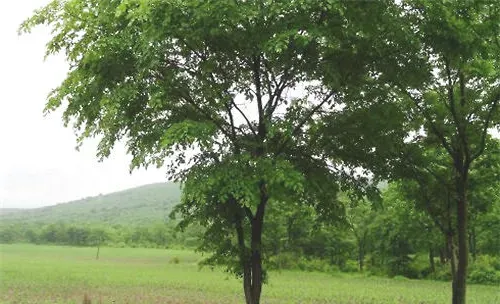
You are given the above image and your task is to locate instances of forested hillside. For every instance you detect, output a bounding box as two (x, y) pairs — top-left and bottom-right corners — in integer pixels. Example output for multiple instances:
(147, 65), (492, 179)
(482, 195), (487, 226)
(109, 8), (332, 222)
(0, 183), (180, 225)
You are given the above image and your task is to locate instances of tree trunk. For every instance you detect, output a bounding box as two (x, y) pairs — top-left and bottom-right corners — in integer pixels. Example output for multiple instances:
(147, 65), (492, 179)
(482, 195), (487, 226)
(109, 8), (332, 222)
(236, 216), (253, 304)
(95, 236), (101, 260)
(243, 261), (253, 304)
(429, 247), (435, 273)
(249, 218), (263, 304)
(453, 182), (468, 304)
(440, 246), (446, 264)
(447, 233), (457, 283)
(239, 183), (268, 304)
(358, 234), (366, 272)
(359, 248), (364, 272)
(248, 183), (268, 304)
(96, 245), (100, 260)
(469, 225), (476, 262)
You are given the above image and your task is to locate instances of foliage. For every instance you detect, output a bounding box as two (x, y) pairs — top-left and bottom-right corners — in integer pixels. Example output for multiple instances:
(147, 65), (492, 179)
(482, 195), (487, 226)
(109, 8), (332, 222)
(468, 255), (500, 286)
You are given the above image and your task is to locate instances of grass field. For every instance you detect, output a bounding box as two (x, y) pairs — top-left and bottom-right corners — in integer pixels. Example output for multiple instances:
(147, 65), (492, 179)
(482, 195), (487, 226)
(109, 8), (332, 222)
(0, 244), (498, 304)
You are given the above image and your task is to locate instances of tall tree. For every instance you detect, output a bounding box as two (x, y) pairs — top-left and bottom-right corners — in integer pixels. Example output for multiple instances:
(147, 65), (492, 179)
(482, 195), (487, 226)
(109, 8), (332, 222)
(394, 2), (500, 303)
(21, 1), (399, 303)
(312, 2), (499, 302)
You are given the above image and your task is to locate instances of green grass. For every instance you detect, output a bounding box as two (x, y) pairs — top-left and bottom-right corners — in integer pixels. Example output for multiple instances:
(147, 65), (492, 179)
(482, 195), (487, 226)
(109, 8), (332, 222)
(1, 244), (498, 304)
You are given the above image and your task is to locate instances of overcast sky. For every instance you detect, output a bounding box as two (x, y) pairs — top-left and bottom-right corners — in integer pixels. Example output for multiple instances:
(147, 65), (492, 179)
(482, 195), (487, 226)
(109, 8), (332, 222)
(0, 0), (166, 209)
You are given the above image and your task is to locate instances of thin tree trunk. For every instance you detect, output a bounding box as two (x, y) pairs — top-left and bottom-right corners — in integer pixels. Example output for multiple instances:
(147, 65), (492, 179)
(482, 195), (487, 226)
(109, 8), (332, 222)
(359, 247), (364, 272)
(243, 261), (253, 304)
(469, 225), (476, 262)
(248, 183), (268, 304)
(429, 247), (435, 273)
(440, 246), (446, 264)
(358, 234), (366, 272)
(447, 233), (457, 284)
(453, 183), (468, 304)
(236, 216), (253, 304)
(95, 237), (101, 260)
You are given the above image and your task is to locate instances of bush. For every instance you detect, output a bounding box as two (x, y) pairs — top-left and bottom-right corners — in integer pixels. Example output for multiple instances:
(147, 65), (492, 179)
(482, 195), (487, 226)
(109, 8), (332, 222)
(387, 255), (412, 278)
(114, 242), (127, 248)
(341, 260), (359, 273)
(468, 256), (500, 285)
(429, 264), (451, 281)
(267, 252), (299, 270)
(393, 275), (410, 281)
(474, 255), (500, 271)
(169, 256), (180, 264)
(407, 254), (433, 279)
(268, 255), (333, 273)
(468, 268), (500, 285)
(301, 258), (331, 272)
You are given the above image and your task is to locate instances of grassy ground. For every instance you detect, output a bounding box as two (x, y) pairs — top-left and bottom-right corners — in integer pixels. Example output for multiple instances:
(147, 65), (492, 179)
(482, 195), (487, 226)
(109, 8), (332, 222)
(0, 244), (498, 304)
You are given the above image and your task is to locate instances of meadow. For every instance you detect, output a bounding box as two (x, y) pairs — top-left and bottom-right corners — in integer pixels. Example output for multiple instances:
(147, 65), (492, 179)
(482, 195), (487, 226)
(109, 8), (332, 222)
(0, 244), (498, 304)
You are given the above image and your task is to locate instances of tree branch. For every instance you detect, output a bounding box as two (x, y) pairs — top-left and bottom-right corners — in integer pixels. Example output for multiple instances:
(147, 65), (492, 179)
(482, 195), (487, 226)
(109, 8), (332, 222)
(252, 55), (265, 138)
(243, 206), (254, 222)
(266, 69), (290, 119)
(397, 85), (455, 157)
(445, 59), (462, 132)
(458, 70), (471, 166)
(231, 99), (258, 137)
(276, 91), (335, 154)
(225, 99), (238, 147)
(181, 92), (234, 141)
(471, 90), (499, 161)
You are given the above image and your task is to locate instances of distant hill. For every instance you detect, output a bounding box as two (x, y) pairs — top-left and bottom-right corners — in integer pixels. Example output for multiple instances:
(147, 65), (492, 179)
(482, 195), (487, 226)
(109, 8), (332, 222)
(0, 208), (23, 215)
(0, 183), (181, 226)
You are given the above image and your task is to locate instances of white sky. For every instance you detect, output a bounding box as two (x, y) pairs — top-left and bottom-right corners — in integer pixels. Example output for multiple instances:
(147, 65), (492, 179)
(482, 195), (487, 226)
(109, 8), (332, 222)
(0, 0), (166, 209)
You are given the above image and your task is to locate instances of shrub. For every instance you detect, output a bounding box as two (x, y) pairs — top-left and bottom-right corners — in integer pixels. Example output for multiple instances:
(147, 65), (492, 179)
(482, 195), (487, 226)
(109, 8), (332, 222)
(474, 255), (500, 271)
(469, 268), (500, 285)
(267, 252), (299, 270)
(303, 258), (331, 272)
(341, 260), (359, 273)
(393, 275), (410, 281)
(407, 254), (433, 279)
(387, 255), (412, 278)
(429, 264), (451, 281)
(169, 256), (180, 264)
(468, 256), (500, 285)
(114, 242), (127, 248)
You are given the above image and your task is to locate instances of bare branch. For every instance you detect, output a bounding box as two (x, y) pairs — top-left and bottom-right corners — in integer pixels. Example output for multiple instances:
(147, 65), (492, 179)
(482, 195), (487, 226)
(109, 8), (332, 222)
(231, 100), (258, 137)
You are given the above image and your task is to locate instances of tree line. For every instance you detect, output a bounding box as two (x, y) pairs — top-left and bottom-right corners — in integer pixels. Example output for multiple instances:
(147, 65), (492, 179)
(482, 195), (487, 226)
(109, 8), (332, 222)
(2, 182), (498, 285)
